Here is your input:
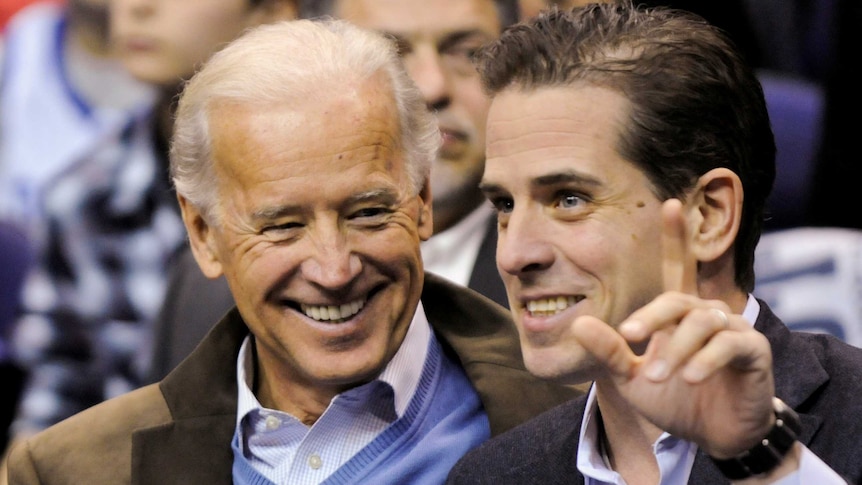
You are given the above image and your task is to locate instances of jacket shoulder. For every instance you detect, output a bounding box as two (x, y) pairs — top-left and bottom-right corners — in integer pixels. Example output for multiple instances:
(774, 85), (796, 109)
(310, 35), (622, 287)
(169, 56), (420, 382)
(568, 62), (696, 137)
(448, 397), (587, 484)
(8, 384), (169, 485)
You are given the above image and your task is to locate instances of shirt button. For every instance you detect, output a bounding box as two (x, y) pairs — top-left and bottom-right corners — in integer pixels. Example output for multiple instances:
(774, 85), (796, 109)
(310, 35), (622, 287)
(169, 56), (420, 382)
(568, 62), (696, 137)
(264, 415), (281, 430)
(308, 454), (323, 470)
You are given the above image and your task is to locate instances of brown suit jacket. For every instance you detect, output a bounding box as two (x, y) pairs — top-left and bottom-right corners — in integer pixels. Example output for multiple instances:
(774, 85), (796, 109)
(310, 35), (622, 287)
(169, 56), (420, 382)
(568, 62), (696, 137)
(8, 273), (581, 485)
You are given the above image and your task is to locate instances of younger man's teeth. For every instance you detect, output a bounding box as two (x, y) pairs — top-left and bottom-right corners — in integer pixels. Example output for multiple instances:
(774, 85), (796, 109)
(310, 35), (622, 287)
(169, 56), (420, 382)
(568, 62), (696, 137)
(301, 298), (366, 322)
(527, 296), (581, 315)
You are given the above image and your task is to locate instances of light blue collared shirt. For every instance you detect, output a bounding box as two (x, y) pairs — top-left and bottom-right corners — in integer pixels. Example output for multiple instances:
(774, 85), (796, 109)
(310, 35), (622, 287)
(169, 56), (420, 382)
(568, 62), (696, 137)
(233, 301), (432, 484)
(577, 295), (846, 484)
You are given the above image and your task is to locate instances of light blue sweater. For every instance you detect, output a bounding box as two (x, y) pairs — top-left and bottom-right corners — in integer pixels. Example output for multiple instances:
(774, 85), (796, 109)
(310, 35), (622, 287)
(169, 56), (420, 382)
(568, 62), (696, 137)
(232, 336), (491, 484)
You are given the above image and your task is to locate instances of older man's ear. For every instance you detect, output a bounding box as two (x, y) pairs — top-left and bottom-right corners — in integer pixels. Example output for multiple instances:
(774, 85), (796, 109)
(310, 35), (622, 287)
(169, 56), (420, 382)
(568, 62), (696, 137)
(417, 182), (434, 241)
(178, 195), (224, 280)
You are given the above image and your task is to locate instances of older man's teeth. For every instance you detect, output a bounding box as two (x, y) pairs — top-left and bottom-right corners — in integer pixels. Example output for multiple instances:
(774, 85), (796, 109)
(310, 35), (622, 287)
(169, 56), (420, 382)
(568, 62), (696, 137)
(527, 296), (582, 316)
(301, 298), (366, 322)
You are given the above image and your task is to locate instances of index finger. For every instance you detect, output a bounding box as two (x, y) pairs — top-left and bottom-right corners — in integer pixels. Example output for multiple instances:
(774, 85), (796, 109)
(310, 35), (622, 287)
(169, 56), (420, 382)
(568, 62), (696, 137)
(661, 198), (697, 295)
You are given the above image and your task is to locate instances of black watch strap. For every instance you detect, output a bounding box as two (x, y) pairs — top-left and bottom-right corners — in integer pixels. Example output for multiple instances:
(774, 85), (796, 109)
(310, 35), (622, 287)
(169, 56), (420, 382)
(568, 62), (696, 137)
(711, 397), (802, 480)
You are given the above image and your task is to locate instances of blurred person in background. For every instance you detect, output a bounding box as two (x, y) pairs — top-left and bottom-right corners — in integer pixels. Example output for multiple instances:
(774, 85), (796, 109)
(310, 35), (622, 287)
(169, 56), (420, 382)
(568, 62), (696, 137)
(0, 221), (33, 453)
(0, 0), (155, 457)
(519, 0), (594, 20)
(0, 0), (297, 474)
(0, 0), (50, 29)
(0, 0), (155, 240)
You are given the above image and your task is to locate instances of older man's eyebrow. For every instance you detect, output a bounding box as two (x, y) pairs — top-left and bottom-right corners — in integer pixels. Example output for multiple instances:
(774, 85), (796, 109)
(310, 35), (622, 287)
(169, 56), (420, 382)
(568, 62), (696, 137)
(347, 187), (400, 205)
(250, 188), (402, 222)
(251, 205), (302, 222)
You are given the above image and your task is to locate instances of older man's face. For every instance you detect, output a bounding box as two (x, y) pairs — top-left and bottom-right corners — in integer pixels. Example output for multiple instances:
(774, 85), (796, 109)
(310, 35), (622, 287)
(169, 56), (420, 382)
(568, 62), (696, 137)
(184, 72), (433, 400)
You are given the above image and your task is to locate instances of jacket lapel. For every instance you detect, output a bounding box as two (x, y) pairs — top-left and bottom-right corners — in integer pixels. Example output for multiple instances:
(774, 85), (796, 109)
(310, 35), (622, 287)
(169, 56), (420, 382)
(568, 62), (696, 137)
(132, 310), (248, 484)
(754, 300), (827, 442)
(688, 300), (827, 483)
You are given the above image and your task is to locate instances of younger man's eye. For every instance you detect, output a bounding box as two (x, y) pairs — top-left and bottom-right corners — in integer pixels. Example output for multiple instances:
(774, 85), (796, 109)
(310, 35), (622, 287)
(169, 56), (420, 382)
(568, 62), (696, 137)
(557, 192), (585, 209)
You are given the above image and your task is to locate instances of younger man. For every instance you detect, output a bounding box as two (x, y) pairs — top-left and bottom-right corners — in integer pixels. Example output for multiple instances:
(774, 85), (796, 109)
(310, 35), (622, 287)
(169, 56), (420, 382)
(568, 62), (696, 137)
(448, 3), (862, 483)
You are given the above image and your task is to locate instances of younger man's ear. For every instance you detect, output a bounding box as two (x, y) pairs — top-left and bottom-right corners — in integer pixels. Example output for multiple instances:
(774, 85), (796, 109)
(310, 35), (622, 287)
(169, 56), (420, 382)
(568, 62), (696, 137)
(178, 195), (225, 279)
(688, 167), (743, 263)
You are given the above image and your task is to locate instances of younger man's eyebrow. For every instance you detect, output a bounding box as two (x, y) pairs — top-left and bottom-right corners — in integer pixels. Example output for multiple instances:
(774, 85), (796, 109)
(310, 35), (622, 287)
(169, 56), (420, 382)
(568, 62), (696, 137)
(479, 170), (602, 195)
(531, 170), (602, 189)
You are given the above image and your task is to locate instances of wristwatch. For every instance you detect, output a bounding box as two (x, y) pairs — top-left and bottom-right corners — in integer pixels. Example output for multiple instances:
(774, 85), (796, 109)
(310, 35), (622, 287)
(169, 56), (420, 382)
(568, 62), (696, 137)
(711, 397), (802, 480)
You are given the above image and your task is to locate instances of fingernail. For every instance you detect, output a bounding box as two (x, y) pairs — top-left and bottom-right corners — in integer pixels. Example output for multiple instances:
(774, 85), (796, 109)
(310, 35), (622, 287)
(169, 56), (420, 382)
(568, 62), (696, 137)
(645, 359), (668, 381)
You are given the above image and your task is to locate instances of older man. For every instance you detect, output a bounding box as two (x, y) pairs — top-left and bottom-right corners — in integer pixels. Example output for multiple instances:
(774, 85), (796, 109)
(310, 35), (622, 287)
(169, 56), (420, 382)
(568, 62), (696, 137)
(149, 0), (522, 381)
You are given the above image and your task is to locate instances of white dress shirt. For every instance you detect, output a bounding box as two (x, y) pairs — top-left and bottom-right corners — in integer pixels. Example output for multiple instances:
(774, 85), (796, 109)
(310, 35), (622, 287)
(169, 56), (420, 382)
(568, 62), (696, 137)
(421, 204), (495, 287)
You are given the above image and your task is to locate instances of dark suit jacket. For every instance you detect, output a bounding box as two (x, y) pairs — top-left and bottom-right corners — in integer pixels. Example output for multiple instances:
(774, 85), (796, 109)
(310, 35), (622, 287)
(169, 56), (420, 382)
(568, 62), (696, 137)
(8, 274), (580, 485)
(446, 301), (862, 484)
(466, 214), (508, 307)
(148, 217), (507, 382)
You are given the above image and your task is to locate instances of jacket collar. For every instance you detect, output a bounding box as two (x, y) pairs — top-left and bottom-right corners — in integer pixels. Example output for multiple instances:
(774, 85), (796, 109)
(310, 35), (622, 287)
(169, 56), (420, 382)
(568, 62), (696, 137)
(132, 308), (247, 484)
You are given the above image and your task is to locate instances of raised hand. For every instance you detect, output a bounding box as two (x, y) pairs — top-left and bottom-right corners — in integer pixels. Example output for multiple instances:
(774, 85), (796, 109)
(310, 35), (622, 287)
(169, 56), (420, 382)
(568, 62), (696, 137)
(570, 198), (775, 459)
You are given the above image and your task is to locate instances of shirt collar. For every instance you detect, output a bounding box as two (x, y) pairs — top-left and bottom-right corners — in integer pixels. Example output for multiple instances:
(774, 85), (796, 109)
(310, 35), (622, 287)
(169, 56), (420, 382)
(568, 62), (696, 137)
(235, 300), (432, 426)
(421, 204), (494, 287)
(743, 293), (760, 326)
(577, 384), (620, 483)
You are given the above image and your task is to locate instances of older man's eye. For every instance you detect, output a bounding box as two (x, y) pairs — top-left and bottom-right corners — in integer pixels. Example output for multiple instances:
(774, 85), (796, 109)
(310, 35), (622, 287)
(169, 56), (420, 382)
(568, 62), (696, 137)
(262, 222), (301, 234)
(353, 207), (390, 219)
